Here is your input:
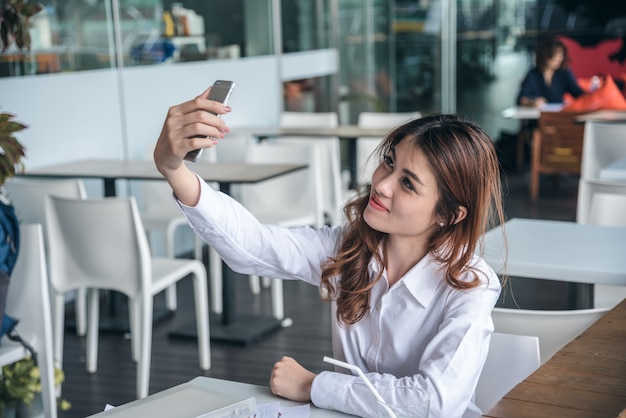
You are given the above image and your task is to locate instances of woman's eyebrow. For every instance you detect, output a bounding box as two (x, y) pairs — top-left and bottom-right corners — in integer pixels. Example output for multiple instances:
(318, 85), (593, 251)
(390, 146), (424, 186)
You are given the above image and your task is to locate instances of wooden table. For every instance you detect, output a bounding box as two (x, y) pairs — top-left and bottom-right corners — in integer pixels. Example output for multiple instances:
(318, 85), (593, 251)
(482, 298), (626, 418)
(20, 159), (307, 344)
(236, 125), (390, 189)
(482, 218), (626, 308)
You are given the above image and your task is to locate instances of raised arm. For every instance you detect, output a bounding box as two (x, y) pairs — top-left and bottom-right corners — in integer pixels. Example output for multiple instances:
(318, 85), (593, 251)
(153, 87), (231, 206)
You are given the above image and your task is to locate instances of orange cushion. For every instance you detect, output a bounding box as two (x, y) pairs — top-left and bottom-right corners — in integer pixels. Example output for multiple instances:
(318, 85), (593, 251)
(562, 75), (626, 111)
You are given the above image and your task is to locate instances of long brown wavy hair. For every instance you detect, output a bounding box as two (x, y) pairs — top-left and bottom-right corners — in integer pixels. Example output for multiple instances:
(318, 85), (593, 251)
(320, 113), (506, 325)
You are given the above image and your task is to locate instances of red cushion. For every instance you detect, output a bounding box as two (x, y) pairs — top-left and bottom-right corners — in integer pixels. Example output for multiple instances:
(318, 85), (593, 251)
(562, 75), (626, 111)
(557, 35), (626, 79)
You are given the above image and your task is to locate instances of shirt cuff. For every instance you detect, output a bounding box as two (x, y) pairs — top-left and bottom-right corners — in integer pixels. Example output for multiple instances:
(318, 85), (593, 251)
(311, 371), (351, 412)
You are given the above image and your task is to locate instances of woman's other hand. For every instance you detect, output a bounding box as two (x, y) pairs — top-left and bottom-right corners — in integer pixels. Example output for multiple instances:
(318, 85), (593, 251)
(270, 356), (316, 402)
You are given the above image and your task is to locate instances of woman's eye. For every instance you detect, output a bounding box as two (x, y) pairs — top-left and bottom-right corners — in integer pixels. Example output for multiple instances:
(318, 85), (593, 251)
(383, 155), (393, 167)
(402, 177), (416, 191)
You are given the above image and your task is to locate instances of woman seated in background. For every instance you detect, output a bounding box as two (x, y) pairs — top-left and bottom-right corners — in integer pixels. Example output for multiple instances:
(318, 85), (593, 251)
(517, 36), (584, 108)
(153, 87), (506, 418)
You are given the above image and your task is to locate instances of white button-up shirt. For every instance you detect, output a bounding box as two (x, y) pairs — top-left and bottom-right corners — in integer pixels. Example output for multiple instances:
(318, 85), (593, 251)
(178, 178), (501, 418)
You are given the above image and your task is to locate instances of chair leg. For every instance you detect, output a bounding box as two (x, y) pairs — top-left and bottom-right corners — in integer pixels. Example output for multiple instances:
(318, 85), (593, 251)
(86, 289), (100, 373)
(137, 294), (153, 399)
(75, 287), (87, 336)
(209, 247), (223, 314)
(192, 266), (211, 370)
(164, 225), (178, 311)
(249, 275), (261, 295)
(262, 276), (272, 288)
(271, 278), (284, 320)
(129, 298), (140, 362)
(52, 293), (66, 370)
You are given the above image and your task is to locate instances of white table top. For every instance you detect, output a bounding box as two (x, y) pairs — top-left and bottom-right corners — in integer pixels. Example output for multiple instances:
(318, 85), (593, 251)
(234, 125), (390, 139)
(88, 376), (354, 417)
(481, 218), (626, 286)
(19, 159), (307, 185)
(575, 110), (626, 123)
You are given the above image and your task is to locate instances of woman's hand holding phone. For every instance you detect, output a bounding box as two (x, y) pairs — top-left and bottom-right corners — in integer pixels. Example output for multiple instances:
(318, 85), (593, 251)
(184, 80), (235, 162)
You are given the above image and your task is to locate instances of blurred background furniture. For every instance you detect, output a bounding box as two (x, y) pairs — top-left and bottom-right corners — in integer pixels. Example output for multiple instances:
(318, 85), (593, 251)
(530, 111), (587, 201)
(239, 141), (325, 321)
(482, 218), (626, 310)
(475, 332), (540, 413)
(355, 111), (422, 188)
(577, 120), (626, 223)
(0, 224), (58, 418)
(4, 177), (88, 336)
(139, 147), (223, 314)
(279, 111), (344, 226)
(587, 192), (626, 309)
(491, 306), (609, 363)
(45, 195), (210, 399)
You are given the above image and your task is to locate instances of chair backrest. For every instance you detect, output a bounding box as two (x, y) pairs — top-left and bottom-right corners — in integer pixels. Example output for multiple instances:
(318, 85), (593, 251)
(356, 111), (421, 186)
(580, 121), (626, 181)
(589, 192), (626, 227)
(45, 195), (151, 297)
(280, 111), (339, 128)
(278, 112), (342, 225)
(535, 111), (587, 173)
(3, 224), (57, 418)
(4, 177), (87, 247)
(240, 141), (325, 228)
(491, 306), (610, 364)
(475, 332), (540, 413)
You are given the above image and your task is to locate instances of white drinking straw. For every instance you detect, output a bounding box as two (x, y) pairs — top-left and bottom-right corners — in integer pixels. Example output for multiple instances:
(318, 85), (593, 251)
(323, 356), (398, 418)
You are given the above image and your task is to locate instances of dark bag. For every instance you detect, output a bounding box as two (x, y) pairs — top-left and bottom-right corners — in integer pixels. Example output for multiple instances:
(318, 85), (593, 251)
(0, 198), (20, 339)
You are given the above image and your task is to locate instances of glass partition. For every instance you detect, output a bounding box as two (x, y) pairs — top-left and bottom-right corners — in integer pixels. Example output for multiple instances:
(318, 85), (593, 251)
(0, 0), (275, 77)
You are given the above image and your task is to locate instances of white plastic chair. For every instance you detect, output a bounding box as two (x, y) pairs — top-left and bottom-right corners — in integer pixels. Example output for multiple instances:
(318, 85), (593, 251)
(0, 224), (57, 418)
(588, 192), (626, 308)
(45, 195), (210, 399)
(577, 121), (626, 224)
(491, 306), (610, 364)
(239, 141), (325, 320)
(278, 111), (344, 226)
(4, 177), (89, 336)
(356, 112), (422, 186)
(139, 147), (223, 313)
(475, 332), (540, 413)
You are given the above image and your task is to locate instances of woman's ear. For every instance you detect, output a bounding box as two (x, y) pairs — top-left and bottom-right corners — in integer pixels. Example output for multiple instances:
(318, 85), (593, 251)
(453, 206), (467, 225)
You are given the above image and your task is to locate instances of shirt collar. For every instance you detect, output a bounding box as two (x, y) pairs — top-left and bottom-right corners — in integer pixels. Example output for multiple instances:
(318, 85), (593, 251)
(369, 252), (443, 308)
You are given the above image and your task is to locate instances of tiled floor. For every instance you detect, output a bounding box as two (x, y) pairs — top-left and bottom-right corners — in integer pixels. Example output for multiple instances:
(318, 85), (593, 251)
(58, 48), (581, 418)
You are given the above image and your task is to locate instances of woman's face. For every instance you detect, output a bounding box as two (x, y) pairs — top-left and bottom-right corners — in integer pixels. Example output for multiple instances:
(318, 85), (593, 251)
(546, 48), (564, 70)
(364, 137), (440, 241)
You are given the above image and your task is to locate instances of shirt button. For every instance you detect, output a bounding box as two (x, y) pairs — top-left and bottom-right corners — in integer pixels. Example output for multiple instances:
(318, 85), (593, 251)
(376, 304), (381, 311)
(373, 338), (379, 346)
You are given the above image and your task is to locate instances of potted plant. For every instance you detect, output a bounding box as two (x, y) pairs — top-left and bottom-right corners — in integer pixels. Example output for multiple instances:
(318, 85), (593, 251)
(0, 112), (26, 185)
(0, 356), (69, 417)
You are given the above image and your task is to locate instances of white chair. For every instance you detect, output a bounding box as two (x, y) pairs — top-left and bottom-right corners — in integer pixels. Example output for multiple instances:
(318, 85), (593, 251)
(45, 195), (210, 399)
(239, 141), (325, 320)
(278, 111), (345, 226)
(0, 224), (57, 418)
(491, 306), (610, 364)
(139, 147), (223, 314)
(588, 192), (626, 308)
(4, 177), (89, 336)
(475, 332), (540, 413)
(577, 121), (626, 224)
(356, 112), (422, 186)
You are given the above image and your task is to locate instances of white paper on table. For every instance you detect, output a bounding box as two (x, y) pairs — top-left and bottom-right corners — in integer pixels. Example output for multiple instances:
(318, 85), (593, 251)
(254, 402), (310, 418)
(104, 404), (116, 411)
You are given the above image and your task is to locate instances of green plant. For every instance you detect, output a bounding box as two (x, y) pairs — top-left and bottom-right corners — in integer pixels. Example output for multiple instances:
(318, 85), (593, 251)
(0, 0), (43, 52)
(0, 112), (26, 186)
(0, 356), (70, 415)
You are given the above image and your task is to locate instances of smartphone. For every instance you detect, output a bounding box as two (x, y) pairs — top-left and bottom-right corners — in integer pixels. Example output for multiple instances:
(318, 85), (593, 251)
(184, 80), (235, 162)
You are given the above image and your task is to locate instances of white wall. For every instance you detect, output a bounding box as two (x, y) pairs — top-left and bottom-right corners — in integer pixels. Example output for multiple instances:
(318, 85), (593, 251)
(0, 49), (337, 255)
